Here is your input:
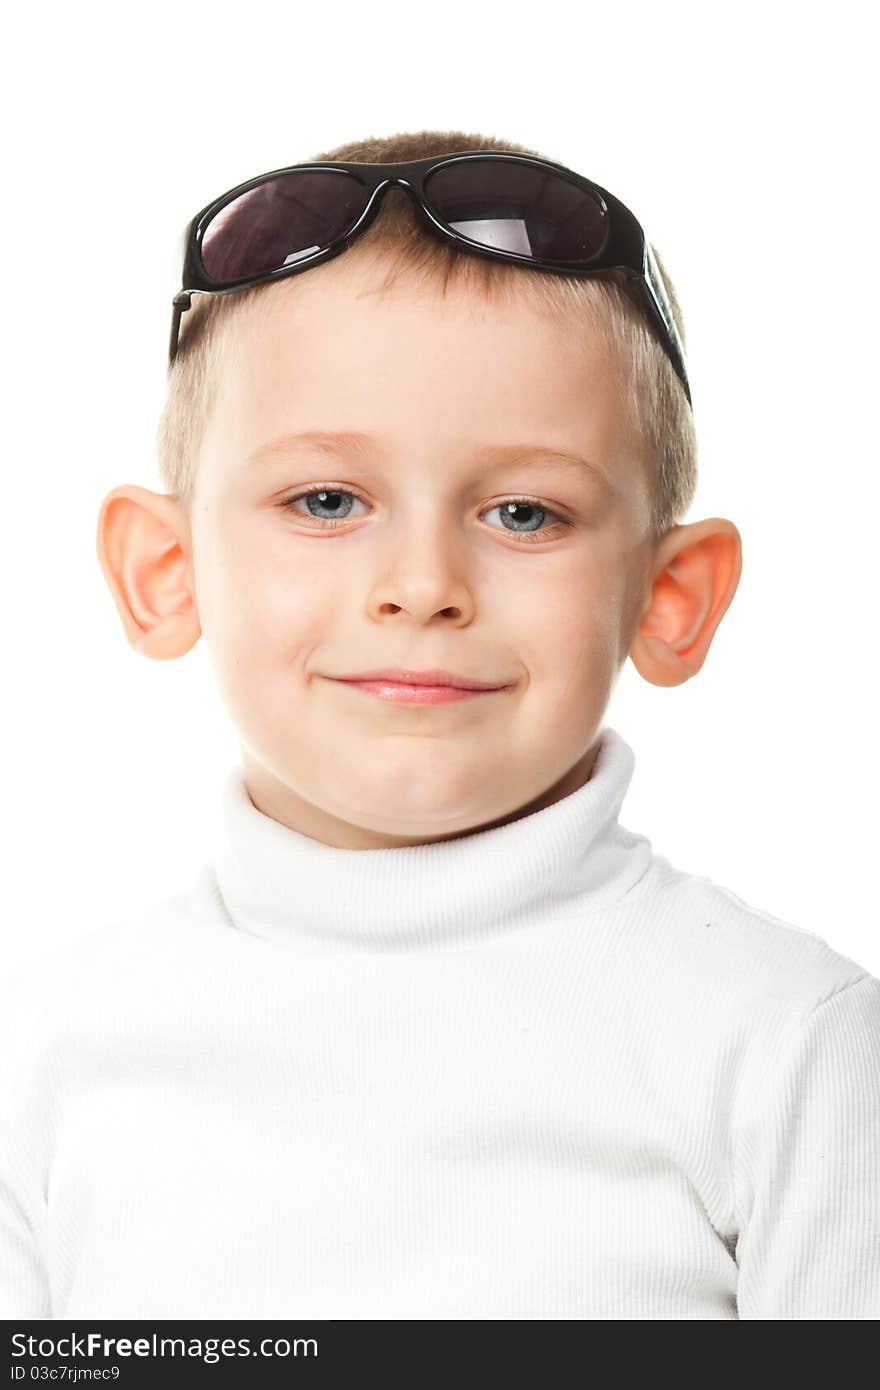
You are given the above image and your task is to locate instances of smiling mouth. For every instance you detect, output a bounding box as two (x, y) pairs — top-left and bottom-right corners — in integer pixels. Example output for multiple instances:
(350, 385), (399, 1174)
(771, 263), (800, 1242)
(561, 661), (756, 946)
(330, 667), (510, 691)
(326, 676), (511, 705)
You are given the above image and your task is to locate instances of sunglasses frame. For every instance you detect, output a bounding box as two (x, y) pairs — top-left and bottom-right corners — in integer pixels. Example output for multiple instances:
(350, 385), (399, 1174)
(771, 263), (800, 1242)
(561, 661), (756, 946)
(169, 150), (692, 406)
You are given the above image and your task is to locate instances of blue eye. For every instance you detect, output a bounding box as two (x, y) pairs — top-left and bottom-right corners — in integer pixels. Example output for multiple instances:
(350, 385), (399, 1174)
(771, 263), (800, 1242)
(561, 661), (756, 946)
(280, 488), (368, 524)
(483, 499), (566, 538)
(278, 488), (570, 543)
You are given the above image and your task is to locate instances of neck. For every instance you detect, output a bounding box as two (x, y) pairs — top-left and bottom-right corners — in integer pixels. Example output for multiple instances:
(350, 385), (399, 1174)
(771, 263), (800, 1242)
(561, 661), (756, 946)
(211, 725), (653, 952)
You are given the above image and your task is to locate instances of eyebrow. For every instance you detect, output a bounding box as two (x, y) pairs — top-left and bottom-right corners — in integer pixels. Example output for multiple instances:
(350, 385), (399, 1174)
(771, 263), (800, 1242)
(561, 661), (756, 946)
(244, 429), (612, 487)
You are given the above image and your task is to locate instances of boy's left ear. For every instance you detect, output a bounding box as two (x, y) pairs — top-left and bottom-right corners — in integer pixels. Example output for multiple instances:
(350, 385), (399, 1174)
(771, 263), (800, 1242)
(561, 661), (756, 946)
(629, 517), (743, 687)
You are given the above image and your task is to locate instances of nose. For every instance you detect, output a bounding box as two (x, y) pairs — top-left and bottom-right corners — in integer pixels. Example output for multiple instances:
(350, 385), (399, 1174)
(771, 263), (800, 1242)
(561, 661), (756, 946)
(365, 522), (475, 627)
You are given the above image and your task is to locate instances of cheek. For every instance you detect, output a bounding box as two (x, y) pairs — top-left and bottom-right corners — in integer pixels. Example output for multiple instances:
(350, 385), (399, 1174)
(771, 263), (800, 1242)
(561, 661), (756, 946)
(197, 525), (334, 675)
(512, 551), (623, 677)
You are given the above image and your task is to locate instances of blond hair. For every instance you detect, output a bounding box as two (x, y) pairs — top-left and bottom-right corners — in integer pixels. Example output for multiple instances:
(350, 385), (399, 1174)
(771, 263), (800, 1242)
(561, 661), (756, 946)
(156, 129), (697, 542)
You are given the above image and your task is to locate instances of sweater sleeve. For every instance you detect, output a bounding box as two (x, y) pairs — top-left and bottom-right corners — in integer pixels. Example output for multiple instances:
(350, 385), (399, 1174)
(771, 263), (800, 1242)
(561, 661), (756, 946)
(734, 973), (880, 1319)
(0, 969), (52, 1318)
(0, 1140), (51, 1317)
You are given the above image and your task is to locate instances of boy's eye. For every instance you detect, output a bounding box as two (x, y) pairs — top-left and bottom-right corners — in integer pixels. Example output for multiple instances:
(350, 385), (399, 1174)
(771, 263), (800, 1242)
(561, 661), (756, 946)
(482, 499), (568, 540)
(280, 488), (368, 525)
(277, 488), (571, 543)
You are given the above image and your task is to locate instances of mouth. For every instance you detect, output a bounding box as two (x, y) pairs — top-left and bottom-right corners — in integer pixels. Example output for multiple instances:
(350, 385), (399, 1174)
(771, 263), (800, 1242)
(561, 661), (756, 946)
(325, 667), (515, 705)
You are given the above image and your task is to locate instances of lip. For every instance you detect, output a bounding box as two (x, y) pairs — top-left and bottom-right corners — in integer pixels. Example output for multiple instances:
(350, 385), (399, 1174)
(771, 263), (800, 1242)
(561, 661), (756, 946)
(330, 667), (511, 691)
(326, 667), (514, 705)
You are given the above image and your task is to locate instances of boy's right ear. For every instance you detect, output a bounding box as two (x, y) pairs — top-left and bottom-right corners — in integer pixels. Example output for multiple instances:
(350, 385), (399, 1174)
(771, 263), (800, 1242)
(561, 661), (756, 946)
(95, 485), (200, 660)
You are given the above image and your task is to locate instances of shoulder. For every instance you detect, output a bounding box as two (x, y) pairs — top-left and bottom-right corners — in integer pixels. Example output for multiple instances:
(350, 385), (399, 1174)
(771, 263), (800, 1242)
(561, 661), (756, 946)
(0, 863), (240, 1163)
(632, 853), (873, 1024)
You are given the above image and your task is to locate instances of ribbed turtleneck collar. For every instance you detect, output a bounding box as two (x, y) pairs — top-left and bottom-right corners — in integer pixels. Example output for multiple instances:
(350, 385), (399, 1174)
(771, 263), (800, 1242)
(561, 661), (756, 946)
(210, 725), (652, 952)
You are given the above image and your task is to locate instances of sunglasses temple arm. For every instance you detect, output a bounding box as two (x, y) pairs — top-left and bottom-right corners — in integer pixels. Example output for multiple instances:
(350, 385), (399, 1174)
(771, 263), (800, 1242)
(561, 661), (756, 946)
(168, 292), (193, 367)
(640, 244), (692, 407)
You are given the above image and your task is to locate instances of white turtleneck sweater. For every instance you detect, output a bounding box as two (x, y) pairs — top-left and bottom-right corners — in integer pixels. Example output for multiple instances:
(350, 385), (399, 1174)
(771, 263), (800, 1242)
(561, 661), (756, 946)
(2, 727), (878, 1320)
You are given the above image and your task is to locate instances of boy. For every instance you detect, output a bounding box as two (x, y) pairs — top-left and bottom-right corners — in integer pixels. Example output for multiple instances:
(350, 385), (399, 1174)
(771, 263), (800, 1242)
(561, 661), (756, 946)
(2, 129), (878, 1320)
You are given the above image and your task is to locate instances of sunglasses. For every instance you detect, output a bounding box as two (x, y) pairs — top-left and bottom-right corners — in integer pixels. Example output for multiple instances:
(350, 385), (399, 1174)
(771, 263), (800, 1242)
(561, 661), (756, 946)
(169, 150), (692, 406)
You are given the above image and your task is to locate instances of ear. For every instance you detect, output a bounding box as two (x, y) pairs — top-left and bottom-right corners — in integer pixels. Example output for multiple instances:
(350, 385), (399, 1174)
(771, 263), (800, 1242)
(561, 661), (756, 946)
(629, 517), (742, 687)
(95, 485), (200, 659)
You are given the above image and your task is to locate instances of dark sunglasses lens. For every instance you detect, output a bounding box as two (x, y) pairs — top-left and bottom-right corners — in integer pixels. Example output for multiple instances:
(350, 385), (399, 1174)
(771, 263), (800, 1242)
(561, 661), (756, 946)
(424, 158), (607, 263)
(199, 170), (367, 282)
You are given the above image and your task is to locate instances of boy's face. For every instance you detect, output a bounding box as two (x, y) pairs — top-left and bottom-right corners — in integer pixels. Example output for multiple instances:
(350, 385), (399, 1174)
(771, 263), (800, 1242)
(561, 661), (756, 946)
(184, 255), (657, 847)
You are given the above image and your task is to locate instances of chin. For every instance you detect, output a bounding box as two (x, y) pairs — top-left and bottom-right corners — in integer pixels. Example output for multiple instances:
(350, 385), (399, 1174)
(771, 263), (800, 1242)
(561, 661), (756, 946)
(346, 783), (504, 840)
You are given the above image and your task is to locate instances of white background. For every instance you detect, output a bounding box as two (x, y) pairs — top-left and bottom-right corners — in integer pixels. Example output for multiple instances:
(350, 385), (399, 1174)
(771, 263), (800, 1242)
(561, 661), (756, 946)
(3, 1), (877, 975)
